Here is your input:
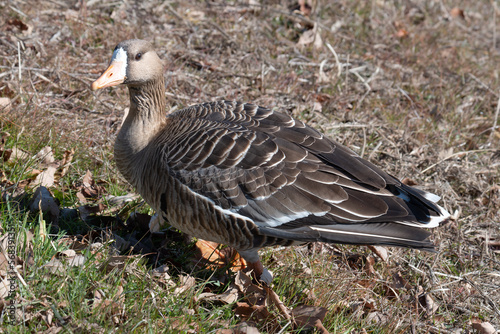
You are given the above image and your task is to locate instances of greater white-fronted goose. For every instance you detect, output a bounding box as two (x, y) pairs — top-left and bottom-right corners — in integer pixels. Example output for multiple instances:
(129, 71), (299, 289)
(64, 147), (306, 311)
(91, 39), (450, 283)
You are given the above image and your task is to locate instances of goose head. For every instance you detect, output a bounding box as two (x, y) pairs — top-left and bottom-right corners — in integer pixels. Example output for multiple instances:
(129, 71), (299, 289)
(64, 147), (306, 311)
(91, 39), (163, 91)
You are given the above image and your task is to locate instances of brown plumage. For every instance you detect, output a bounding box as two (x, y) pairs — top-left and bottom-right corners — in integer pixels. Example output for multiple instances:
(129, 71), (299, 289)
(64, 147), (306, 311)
(91, 39), (449, 282)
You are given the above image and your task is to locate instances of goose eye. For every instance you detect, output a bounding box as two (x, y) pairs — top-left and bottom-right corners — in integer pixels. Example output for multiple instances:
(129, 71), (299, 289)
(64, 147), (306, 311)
(135, 53), (142, 60)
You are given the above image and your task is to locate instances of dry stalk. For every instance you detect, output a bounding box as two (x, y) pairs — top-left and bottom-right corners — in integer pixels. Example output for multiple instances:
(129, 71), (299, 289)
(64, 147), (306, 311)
(489, 93), (500, 142)
(421, 149), (498, 174)
(325, 42), (342, 78)
(17, 41), (22, 95)
(463, 277), (500, 318)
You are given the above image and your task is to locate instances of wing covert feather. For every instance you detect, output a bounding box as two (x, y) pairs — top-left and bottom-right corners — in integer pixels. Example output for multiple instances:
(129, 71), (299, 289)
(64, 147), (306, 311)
(158, 101), (442, 231)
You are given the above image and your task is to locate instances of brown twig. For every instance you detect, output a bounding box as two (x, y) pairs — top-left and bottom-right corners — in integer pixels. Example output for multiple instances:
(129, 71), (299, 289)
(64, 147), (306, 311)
(264, 285), (291, 320)
(489, 93), (500, 142)
(421, 149), (499, 173)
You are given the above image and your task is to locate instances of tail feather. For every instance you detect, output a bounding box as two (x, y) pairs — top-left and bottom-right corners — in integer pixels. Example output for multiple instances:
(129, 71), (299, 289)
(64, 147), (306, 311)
(394, 183), (450, 228)
(309, 223), (435, 250)
(260, 221), (436, 251)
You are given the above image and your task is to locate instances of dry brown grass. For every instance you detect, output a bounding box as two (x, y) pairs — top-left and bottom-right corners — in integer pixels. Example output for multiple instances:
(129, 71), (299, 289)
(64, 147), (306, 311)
(1, 0), (499, 332)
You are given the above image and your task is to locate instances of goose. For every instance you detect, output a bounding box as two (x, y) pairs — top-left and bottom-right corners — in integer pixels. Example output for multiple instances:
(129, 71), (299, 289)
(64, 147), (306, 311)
(91, 39), (450, 283)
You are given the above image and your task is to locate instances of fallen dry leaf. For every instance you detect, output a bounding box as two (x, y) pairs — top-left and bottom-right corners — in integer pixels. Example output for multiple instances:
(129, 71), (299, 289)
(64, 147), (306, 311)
(58, 149), (74, 179)
(43, 254), (85, 275)
(116, 285), (125, 305)
(292, 305), (329, 334)
(0, 253), (9, 277)
(66, 255), (86, 267)
(59, 237), (88, 252)
(347, 299), (375, 319)
(234, 302), (271, 323)
(346, 253), (365, 270)
(471, 319), (497, 334)
(34, 166), (57, 188)
(64, 9), (79, 20)
(313, 101), (322, 112)
(1, 149), (11, 162)
(151, 264), (170, 277)
(42, 326), (63, 334)
(43, 258), (66, 275)
(194, 239), (247, 272)
(170, 317), (199, 333)
(35, 146), (55, 167)
(1, 147), (29, 162)
(232, 271), (287, 327)
(92, 287), (124, 319)
(297, 25), (323, 49)
(2, 229), (33, 269)
(418, 292), (439, 315)
(0, 97), (12, 112)
(195, 239), (224, 264)
(197, 285), (239, 304)
(364, 255), (376, 276)
(5, 18), (33, 35)
(100, 255), (138, 274)
(382, 282), (400, 300)
(151, 265), (176, 288)
(367, 245), (388, 262)
(0, 277), (11, 299)
(233, 321), (260, 334)
(77, 170), (105, 202)
(365, 311), (389, 324)
(56, 249), (76, 258)
(392, 271), (411, 290)
(302, 262), (313, 276)
(57, 300), (68, 308)
(234, 271), (266, 306)
(173, 274), (196, 296)
(41, 309), (54, 326)
(450, 7), (465, 19)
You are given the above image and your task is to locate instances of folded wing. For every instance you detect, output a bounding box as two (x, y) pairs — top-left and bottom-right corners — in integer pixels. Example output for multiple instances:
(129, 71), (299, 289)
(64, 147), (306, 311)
(160, 101), (449, 250)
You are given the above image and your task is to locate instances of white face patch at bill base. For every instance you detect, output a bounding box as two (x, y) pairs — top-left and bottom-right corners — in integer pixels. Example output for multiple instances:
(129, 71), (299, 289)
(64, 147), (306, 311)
(111, 47), (128, 77)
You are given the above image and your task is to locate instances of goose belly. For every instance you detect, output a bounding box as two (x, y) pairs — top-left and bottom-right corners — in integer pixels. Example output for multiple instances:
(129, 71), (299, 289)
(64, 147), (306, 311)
(147, 174), (260, 251)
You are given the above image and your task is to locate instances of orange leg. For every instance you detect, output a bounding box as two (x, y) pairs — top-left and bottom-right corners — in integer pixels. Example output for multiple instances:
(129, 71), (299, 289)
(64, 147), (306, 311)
(245, 260), (264, 279)
(244, 260), (273, 285)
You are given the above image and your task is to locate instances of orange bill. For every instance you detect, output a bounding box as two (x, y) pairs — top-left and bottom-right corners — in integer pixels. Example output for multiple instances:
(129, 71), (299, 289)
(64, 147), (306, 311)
(91, 60), (126, 91)
(91, 47), (128, 91)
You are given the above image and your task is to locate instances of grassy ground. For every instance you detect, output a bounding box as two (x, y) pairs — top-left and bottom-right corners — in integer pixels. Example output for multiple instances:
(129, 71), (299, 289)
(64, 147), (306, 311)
(1, 0), (499, 332)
